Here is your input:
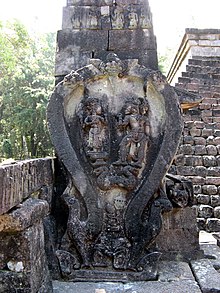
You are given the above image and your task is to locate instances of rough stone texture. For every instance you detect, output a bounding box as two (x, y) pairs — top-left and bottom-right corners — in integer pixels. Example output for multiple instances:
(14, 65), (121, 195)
(0, 158), (54, 215)
(53, 279), (202, 293)
(191, 259), (220, 293)
(197, 205), (213, 218)
(0, 198), (49, 233)
(0, 164), (54, 293)
(213, 233), (220, 246)
(214, 206), (220, 218)
(55, 0), (158, 78)
(168, 29), (220, 232)
(201, 243), (220, 266)
(0, 221), (53, 292)
(158, 261), (195, 282)
(195, 194), (210, 205)
(155, 207), (200, 259)
(211, 195), (220, 207)
(206, 218), (220, 232)
(48, 52), (187, 281)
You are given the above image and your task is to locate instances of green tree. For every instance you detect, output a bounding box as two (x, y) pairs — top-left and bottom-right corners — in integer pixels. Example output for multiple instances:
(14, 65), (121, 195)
(158, 47), (175, 75)
(0, 20), (55, 160)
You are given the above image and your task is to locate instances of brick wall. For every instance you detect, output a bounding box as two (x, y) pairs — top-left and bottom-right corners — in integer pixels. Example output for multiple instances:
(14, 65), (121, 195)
(168, 29), (220, 232)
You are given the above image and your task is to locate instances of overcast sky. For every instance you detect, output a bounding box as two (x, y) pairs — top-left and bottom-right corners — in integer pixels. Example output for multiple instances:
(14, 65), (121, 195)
(0, 0), (220, 56)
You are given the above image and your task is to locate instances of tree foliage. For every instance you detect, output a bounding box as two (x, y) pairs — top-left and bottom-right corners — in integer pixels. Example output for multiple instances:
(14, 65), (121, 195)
(0, 20), (55, 160)
(158, 47), (175, 75)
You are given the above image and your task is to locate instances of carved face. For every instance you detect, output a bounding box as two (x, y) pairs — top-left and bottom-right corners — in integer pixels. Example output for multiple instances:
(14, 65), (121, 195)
(125, 104), (139, 115)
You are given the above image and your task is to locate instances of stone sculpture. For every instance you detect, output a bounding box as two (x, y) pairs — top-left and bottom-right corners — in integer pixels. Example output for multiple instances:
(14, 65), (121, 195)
(47, 52), (188, 281)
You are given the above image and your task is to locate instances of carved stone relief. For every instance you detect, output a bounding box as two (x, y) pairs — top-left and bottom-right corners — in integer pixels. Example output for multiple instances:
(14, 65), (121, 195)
(47, 54), (183, 281)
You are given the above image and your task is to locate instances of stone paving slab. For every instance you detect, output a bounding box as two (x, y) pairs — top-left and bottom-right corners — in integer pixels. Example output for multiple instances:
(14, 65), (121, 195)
(53, 280), (202, 293)
(191, 259), (220, 293)
(191, 243), (220, 293)
(201, 243), (220, 263)
(158, 261), (195, 282)
(52, 245), (220, 293)
(53, 261), (201, 293)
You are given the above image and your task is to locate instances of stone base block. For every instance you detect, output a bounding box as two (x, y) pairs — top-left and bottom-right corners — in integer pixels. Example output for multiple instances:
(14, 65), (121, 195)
(155, 207), (201, 260)
(0, 221), (52, 292)
(191, 259), (220, 293)
(53, 279), (201, 293)
(0, 199), (52, 292)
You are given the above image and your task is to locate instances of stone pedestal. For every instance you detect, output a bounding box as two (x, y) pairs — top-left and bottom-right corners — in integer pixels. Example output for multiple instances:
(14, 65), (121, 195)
(155, 207), (201, 260)
(0, 198), (53, 293)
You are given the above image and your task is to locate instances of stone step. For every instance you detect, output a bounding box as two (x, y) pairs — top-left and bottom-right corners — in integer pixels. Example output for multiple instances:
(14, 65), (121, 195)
(52, 261), (202, 293)
(188, 58), (220, 67)
(186, 65), (220, 74)
(52, 280), (202, 293)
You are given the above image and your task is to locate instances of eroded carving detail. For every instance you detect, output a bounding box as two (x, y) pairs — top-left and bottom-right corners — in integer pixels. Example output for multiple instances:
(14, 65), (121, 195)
(115, 98), (150, 168)
(166, 174), (193, 208)
(112, 7), (124, 29)
(93, 202), (131, 269)
(47, 54), (184, 281)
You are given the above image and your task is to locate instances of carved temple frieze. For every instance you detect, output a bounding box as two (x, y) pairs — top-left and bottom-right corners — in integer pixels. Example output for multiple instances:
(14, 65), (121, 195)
(47, 54), (184, 281)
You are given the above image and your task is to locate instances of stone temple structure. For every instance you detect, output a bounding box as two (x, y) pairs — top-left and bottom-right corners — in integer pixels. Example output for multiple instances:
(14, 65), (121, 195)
(1, 1), (220, 292)
(47, 0), (200, 282)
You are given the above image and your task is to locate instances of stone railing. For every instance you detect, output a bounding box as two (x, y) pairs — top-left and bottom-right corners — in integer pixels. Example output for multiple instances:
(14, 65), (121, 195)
(0, 158), (54, 292)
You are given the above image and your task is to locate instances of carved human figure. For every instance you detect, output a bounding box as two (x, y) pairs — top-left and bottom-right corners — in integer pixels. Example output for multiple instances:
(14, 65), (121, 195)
(140, 13), (151, 28)
(115, 99), (150, 168)
(128, 8), (138, 29)
(83, 98), (106, 153)
(112, 7), (124, 29)
(93, 203), (131, 269)
(88, 8), (98, 29)
(71, 14), (81, 29)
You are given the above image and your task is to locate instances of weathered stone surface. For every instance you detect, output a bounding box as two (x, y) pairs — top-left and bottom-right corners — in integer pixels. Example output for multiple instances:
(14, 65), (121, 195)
(176, 166), (195, 176)
(185, 155), (203, 166)
(194, 145), (206, 155)
(195, 166), (207, 177)
(197, 218), (206, 230)
(213, 233), (220, 247)
(194, 137), (206, 145)
(155, 207), (200, 258)
(203, 155), (217, 167)
(67, 0), (113, 6)
(195, 194), (210, 205)
(206, 145), (218, 155)
(55, 29), (109, 75)
(206, 218), (220, 232)
(197, 205), (213, 218)
(201, 243), (220, 265)
(56, 0), (158, 77)
(214, 207), (220, 218)
(190, 128), (201, 137)
(193, 185), (202, 194)
(48, 52), (185, 280)
(158, 261), (195, 282)
(179, 144), (194, 155)
(53, 280), (202, 293)
(202, 184), (218, 195)
(206, 176), (220, 185)
(0, 222), (52, 292)
(183, 135), (194, 145)
(207, 166), (220, 176)
(0, 198), (49, 232)
(62, 3), (153, 31)
(207, 135), (215, 144)
(109, 29), (156, 51)
(191, 259), (220, 293)
(0, 158), (54, 215)
(211, 195), (220, 207)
